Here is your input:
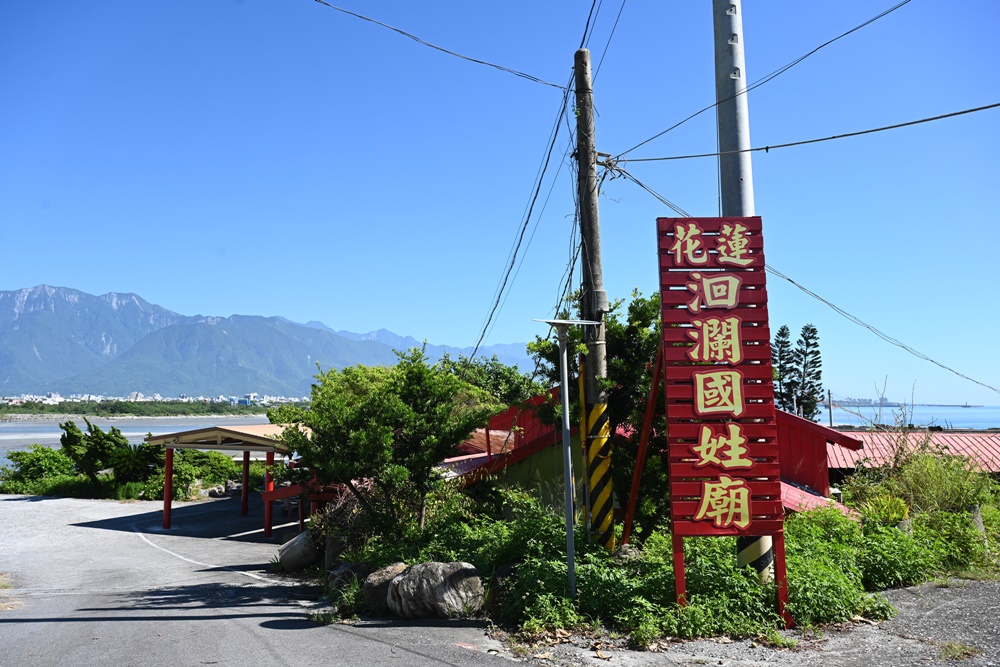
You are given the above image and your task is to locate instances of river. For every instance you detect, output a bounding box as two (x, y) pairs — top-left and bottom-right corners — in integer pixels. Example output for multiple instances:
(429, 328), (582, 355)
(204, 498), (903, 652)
(0, 415), (270, 467)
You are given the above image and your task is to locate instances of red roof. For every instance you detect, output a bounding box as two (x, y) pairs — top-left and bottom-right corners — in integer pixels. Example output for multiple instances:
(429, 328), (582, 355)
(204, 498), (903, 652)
(780, 481), (858, 519)
(827, 430), (1000, 473)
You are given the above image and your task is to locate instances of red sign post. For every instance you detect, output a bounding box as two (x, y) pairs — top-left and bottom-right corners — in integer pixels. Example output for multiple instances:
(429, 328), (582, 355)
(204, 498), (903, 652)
(656, 216), (789, 621)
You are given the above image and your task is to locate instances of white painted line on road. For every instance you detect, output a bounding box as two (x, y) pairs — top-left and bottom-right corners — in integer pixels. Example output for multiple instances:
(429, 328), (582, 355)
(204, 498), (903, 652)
(130, 524), (280, 584)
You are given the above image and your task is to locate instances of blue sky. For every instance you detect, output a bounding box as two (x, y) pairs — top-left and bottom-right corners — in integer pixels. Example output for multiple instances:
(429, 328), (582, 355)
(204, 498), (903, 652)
(1, 1), (997, 406)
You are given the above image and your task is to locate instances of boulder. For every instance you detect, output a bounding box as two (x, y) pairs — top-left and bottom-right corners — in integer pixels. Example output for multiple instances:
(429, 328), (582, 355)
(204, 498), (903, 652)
(277, 529), (320, 571)
(327, 561), (376, 592)
(208, 485), (227, 498)
(363, 562), (408, 616)
(387, 562), (484, 619)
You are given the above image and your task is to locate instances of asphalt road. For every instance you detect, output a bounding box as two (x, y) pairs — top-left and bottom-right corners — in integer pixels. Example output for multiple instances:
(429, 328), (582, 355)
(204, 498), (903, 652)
(0, 494), (510, 667)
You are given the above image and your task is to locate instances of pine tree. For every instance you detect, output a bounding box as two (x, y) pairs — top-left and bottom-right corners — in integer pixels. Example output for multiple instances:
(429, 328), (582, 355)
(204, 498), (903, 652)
(771, 325), (795, 412)
(790, 324), (824, 420)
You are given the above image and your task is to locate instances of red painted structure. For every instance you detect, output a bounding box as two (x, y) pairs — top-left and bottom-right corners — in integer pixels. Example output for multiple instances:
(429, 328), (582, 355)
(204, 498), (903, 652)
(776, 411), (861, 496)
(657, 216), (787, 618)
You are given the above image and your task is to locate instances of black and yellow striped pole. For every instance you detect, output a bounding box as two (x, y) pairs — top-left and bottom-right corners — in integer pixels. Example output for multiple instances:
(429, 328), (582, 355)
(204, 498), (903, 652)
(575, 48), (615, 552)
(737, 536), (773, 582)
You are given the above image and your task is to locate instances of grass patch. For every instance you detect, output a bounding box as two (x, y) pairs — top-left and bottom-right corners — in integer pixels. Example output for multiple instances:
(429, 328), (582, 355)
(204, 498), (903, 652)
(936, 640), (979, 661)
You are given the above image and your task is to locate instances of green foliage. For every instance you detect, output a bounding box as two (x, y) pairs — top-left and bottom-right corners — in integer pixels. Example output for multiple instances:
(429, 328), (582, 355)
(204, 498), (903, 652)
(527, 290), (670, 541)
(912, 511), (989, 572)
(60, 418), (129, 482)
(0, 445), (75, 484)
(109, 443), (163, 483)
(859, 494), (909, 524)
(175, 450), (241, 486)
(892, 453), (992, 513)
(772, 324), (823, 419)
(271, 348), (499, 542)
(858, 523), (935, 590)
(437, 353), (542, 406)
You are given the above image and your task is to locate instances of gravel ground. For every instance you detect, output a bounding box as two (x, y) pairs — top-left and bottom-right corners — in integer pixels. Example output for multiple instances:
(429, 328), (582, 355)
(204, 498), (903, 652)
(509, 578), (1000, 667)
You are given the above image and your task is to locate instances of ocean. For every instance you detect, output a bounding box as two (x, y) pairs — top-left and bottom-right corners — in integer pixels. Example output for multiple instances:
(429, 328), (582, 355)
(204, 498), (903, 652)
(0, 415), (270, 467)
(822, 404), (1000, 430)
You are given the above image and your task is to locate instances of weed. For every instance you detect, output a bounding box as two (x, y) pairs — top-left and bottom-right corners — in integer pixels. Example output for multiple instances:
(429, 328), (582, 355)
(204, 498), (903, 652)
(936, 640), (978, 661)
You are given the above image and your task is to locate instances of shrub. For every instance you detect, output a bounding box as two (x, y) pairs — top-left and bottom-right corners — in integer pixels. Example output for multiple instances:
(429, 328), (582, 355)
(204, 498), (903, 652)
(893, 453), (992, 513)
(858, 523), (935, 590)
(110, 444), (162, 483)
(912, 511), (988, 572)
(175, 450), (241, 486)
(0, 445), (75, 483)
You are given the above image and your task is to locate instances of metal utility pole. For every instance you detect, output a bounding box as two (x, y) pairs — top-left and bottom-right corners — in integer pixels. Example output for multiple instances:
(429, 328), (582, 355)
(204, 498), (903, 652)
(574, 48), (615, 552)
(713, 0), (772, 582)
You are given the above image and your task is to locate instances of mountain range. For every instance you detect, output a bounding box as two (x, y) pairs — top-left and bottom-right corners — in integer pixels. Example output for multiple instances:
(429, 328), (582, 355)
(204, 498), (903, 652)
(0, 286), (530, 397)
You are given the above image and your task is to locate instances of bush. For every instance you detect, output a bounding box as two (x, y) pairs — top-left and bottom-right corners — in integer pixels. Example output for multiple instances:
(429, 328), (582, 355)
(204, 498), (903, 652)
(0, 445), (75, 484)
(858, 524), (935, 590)
(912, 511), (988, 572)
(175, 450), (241, 486)
(110, 444), (162, 483)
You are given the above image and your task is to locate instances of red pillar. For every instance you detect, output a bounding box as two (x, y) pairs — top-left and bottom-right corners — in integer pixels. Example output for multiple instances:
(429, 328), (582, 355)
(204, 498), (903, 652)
(163, 448), (174, 529)
(263, 451), (275, 538)
(241, 451), (250, 516)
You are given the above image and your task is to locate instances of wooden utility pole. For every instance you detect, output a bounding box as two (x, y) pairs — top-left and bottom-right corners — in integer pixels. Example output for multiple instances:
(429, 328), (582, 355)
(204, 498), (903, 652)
(574, 48), (614, 551)
(713, 0), (773, 581)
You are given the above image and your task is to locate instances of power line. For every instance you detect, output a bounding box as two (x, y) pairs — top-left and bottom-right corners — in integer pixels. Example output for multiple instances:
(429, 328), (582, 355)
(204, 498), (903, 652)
(594, 0), (627, 81)
(471, 80), (573, 359)
(601, 161), (693, 217)
(615, 0), (912, 158)
(625, 102), (1000, 162)
(311, 0), (567, 90)
(765, 266), (1000, 396)
(614, 167), (1000, 397)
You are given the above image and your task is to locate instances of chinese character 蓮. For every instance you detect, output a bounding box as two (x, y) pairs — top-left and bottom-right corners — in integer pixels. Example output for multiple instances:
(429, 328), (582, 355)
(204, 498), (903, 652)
(685, 272), (742, 313)
(693, 474), (751, 529)
(669, 222), (708, 266)
(716, 222), (754, 267)
(693, 369), (745, 417)
(692, 423), (753, 469)
(687, 316), (743, 364)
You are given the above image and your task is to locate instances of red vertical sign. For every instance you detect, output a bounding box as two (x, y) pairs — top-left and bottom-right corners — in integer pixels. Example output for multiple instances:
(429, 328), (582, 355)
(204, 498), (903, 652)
(657, 217), (782, 537)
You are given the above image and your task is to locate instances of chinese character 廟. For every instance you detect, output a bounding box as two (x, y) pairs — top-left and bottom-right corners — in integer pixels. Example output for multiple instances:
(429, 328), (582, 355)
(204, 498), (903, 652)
(693, 474), (751, 529)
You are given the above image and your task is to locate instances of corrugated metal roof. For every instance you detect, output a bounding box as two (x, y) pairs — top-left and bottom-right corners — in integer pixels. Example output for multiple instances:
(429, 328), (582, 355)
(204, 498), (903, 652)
(780, 481), (857, 518)
(827, 431), (1000, 473)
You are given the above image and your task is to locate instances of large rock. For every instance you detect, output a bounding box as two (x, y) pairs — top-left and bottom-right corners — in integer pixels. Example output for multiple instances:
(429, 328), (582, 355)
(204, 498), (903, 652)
(363, 562), (408, 616)
(277, 530), (320, 571)
(387, 562), (484, 619)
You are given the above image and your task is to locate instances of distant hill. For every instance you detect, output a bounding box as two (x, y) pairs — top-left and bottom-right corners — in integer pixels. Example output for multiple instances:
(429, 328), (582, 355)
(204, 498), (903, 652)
(0, 286), (530, 397)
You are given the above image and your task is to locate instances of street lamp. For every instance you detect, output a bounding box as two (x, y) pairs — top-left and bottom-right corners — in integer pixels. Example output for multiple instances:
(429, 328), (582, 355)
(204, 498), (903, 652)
(535, 318), (600, 599)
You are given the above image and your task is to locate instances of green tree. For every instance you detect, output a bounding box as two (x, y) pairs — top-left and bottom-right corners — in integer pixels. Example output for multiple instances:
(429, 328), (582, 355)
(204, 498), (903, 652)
(790, 323), (824, 420)
(59, 419), (129, 483)
(437, 353), (542, 406)
(527, 290), (670, 541)
(269, 348), (499, 536)
(771, 325), (795, 412)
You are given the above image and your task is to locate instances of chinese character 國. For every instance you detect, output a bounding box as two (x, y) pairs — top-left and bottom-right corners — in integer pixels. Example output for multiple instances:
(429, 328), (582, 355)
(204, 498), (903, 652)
(692, 369), (745, 417)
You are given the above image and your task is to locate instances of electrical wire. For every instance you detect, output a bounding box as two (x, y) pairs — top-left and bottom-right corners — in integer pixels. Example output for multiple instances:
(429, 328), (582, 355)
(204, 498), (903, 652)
(471, 79), (573, 359)
(615, 0), (912, 158)
(311, 0), (567, 90)
(614, 168), (1000, 397)
(593, 0), (627, 81)
(624, 102), (1000, 162)
(765, 266), (1000, 396)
